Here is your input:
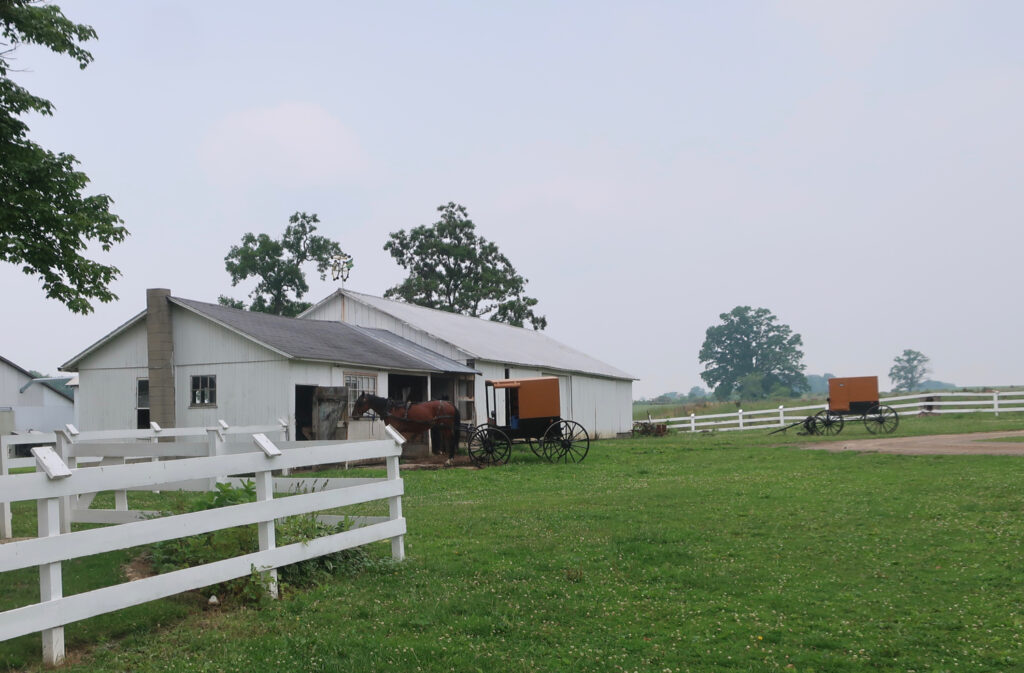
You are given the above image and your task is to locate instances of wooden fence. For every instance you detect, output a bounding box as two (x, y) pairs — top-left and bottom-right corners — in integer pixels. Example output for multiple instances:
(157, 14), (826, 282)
(1, 420), (291, 539)
(648, 390), (1024, 433)
(0, 424), (408, 666)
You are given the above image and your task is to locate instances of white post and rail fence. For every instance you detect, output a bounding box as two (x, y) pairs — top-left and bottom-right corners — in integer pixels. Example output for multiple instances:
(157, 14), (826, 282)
(0, 422), (408, 666)
(642, 390), (1024, 433)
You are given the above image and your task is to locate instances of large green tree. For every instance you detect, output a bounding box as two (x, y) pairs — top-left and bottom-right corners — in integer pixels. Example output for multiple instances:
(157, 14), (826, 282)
(698, 306), (808, 400)
(384, 202), (547, 329)
(889, 349), (930, 392)
(219, 212), (345, 317)
(1, 1), (127, 313)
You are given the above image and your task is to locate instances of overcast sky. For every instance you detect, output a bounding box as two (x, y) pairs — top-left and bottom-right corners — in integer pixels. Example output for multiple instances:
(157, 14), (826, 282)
(3, 1), (1022, 398)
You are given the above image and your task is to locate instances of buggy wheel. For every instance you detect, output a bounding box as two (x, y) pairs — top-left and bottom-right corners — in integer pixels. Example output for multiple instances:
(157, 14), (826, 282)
(542, 420), (590, 463)
(527, 437), (545, 459)
(864, 405), (899, 434)
(468, 427), (511, 466)
(814, 410), (845, 436)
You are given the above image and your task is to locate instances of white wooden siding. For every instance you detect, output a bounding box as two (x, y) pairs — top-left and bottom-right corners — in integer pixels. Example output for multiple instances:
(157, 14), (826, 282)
(76, 368), (147, 431)
(76, 319), (148, 370)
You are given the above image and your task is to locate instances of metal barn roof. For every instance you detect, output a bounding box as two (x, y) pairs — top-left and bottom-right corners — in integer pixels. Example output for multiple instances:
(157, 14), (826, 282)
(333, 290), (634, 380)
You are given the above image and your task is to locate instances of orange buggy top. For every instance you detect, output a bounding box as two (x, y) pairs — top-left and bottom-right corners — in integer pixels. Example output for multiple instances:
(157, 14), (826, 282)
(828, 376), (880, 414)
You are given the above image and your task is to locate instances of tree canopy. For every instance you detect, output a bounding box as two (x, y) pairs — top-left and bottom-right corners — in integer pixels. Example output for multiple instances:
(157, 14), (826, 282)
(383, 202), (547, 330)
(219, 212), (345, 317)
(698, 306), (808, 400)
(1, 1), (127, 313)
(889, 349), (930, 392)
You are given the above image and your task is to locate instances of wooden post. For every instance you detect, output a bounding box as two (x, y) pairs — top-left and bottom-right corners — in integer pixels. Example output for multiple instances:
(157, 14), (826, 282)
(0, 435), (11, 539)
(384, 425), (406, 561)
(254, 469), (278, 599)
(207, 427), (227, 489)
(54, 430), (76, 534)
(32, 446), (70, 667)
(778, 405), (785, 426)
(386, 454), (405, 561)
(994, 391), (1000, 417)
(690, 413), (696, 432)
(38, 495), (64, 665)
(738, 409), (744, 430)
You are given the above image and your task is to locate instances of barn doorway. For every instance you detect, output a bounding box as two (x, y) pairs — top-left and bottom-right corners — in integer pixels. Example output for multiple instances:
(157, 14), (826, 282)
(388, 374), (426, 403)
(294, 385), (349, 441)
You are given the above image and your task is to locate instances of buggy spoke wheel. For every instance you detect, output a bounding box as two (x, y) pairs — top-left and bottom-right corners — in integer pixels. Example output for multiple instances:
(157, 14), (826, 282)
(814, 410), (844, 436)
(864, 405), (899, 434)
(468, 427), (511, 466)
(543, 420), (590, 463)
(528, 437), (544, 459)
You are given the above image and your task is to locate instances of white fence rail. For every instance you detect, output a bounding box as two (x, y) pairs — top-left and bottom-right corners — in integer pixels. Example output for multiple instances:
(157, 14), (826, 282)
(648, 391), (1024, 433)
(1, 420), (289, 538)
(0, 425), (407, 666)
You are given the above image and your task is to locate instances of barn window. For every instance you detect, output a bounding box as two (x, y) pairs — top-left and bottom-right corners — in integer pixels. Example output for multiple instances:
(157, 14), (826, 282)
(136, 379), (150, 429)
(345, 373), (377, 416)
(190, 375), (217, 407)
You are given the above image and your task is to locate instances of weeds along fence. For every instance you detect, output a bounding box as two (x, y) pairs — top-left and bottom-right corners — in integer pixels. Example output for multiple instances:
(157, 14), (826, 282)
(651, 391), (1024, 433)
(0, 424), (408, 666)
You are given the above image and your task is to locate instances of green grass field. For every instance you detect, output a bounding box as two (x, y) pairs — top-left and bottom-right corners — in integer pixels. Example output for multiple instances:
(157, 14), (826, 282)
(4, 414), (1024, 672)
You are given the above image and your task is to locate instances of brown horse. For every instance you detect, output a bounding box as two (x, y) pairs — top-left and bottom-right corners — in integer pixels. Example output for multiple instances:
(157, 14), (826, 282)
(351, 393), (461, 462)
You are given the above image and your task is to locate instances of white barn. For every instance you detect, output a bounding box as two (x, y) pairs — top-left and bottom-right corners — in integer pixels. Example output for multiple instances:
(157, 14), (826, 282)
(300, 290), (634, 438)
(0, 356), (75, 436)
(60, 290), (478, 448)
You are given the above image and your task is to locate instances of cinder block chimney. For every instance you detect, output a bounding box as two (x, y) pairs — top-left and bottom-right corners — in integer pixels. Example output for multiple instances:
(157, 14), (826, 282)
(147, 288), (176, 429)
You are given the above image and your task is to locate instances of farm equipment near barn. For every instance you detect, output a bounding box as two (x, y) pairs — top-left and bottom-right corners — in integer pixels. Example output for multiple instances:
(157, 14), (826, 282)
(467, 377), (590, 466)
(769, 376), (899, 436)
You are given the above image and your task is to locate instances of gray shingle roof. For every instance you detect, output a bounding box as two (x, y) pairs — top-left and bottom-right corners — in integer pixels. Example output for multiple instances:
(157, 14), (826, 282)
(171, 298), (477, 374)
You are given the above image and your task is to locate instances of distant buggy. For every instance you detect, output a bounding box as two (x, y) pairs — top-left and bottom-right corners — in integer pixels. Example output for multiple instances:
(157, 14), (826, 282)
(467, 377), (590, 466)
(770, 376), (899, 437)
(814, 376), (900, 435)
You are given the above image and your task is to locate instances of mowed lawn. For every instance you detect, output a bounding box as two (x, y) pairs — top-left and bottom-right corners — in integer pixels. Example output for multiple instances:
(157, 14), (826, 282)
(4, 414), (1024, 672)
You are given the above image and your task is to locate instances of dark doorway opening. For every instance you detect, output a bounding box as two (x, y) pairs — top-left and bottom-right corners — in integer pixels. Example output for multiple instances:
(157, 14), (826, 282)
(388, 374), (426, 403)
(295, 385), (316, 441)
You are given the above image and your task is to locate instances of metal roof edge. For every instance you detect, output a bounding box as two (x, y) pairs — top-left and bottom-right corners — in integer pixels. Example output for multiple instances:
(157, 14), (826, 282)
(59, 309), (148, 372)
(0, 354), (35, 380)
(474, 356), (636, 382)
(288, 355), (440, 375)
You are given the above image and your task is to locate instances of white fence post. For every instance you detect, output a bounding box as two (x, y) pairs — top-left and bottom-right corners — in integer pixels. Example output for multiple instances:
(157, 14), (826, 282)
(207, 427), (227, 489)
(1, 435), (11, 539)
(384, 425), (406, 562)
(54, 430), (76, 534)
(254, 468), (279, 599)
(994, 391), (1000, 417)
(38, 494), (64, 666)
(738, 409), (744, 430)
(33, 446), (69, 667)
(778, 405), (785, 426)
(690, 413), (696, 432)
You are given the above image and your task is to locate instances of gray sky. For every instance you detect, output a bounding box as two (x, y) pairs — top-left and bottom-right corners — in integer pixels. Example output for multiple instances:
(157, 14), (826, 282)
(3, 1), (1022, 398)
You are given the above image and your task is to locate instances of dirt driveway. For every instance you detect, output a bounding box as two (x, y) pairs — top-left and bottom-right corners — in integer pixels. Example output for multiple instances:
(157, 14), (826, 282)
(804, 430), (1024, 456)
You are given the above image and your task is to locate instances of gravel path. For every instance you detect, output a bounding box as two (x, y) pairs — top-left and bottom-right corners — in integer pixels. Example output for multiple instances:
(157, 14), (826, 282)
(804, 430), (1024, 456)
